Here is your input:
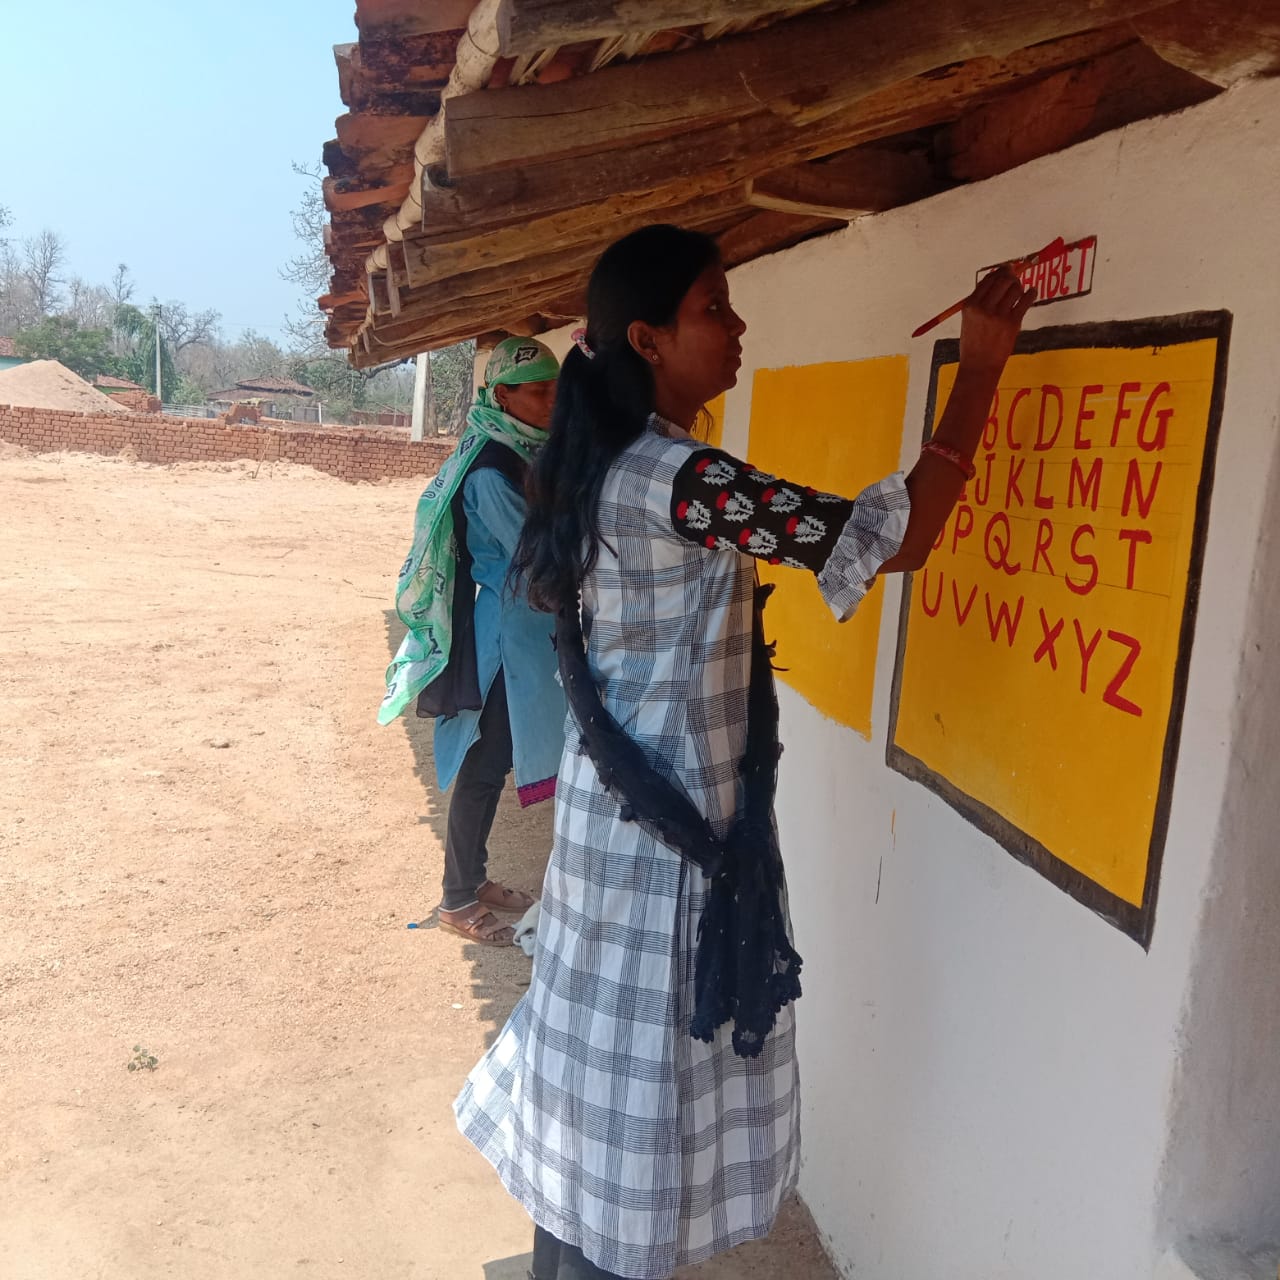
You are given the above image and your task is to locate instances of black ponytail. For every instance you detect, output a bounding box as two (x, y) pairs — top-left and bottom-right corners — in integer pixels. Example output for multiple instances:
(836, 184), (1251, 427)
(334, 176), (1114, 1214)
(514, 225), (720, 613)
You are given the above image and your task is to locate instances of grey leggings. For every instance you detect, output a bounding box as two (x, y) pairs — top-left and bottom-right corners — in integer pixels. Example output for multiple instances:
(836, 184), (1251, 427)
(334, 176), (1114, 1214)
(440, 670), (513, 911)
(531, 1226), (626, 1280)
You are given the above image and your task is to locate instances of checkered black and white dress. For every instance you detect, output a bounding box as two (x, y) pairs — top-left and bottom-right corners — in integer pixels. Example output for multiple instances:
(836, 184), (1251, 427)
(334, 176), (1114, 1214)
(456, 420), (909, 1278)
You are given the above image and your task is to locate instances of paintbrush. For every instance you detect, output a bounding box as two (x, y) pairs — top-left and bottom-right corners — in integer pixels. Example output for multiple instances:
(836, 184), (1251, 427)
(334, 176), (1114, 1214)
(911, 236), (1066, 338)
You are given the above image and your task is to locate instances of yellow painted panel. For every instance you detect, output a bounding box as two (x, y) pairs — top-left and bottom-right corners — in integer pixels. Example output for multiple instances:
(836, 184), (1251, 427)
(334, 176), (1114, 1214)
(747, 358), (909, 738)
(893, 333), (1223, 910)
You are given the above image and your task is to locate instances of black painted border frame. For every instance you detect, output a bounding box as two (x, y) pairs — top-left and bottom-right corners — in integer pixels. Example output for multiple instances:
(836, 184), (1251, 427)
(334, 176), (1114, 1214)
(886, 311), (1233, 948)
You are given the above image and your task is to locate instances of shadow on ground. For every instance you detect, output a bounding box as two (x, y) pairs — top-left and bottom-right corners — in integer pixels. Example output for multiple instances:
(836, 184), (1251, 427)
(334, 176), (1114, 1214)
(478, 1197), (838, 1279)
(483, 1252), (534, 1279)
(384, 609), (554, 1047)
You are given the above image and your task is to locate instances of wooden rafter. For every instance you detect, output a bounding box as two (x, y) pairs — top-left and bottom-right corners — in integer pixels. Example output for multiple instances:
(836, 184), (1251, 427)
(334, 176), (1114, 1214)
(445, 0), (1178, 178)
(1132, 0), (1280, 85)
(493, 0), (831, 57)
(373, 207), (838, 355)
(321, 0), (1279, 358)
(364, 0), (505, 274)
(716, 210), (844, 267)
(747, 147), (941, 219)
(393, 253), (591, 318)
(385, 198), (759, 337)
(345, 25), (1138, 347)
(421, 28), (1129, 237)
(401, 186), (748, 288)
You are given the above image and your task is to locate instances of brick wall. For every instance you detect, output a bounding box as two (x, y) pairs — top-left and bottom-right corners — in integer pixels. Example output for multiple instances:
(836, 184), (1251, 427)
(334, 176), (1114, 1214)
(0, 403), (454, 482)
(105, 389), (160, 413)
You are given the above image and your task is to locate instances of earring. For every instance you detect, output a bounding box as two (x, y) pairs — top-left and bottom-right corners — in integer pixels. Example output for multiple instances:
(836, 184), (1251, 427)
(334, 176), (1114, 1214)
(650, 355), (659, 365)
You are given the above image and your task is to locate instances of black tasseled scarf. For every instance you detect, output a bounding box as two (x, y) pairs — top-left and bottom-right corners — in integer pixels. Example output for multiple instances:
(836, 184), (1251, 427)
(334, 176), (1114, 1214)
(556, 581), (802, 1059)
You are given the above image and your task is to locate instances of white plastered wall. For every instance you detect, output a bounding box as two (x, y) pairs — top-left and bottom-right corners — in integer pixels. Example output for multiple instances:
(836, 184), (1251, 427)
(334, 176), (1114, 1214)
(537, 78), (1280, 1278)
(716, 80), (1280, 1280)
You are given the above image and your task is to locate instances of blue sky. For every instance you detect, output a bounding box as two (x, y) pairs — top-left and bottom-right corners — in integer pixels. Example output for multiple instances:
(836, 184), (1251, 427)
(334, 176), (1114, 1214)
(0, 0), (358, 341)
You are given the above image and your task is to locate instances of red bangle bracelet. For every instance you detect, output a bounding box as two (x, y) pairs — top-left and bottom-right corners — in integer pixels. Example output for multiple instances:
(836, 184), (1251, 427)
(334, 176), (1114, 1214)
(922, 440), (976, 481)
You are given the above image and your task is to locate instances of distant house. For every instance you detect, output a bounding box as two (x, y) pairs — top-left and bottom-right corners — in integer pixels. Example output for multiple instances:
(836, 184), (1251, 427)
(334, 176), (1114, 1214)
(209, 376), (319, 421)
(94, 374), (146, 394)
(0, 337), (30, 372)
(94, 374), (157, 413)
(352, 405), (410, 428)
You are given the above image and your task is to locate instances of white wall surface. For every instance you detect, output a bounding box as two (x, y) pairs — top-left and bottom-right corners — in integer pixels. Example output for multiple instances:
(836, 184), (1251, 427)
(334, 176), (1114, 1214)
(1156, 416), (1280, 1248)
(712, 79), (1280, 1280)
(537, 79), (1280, 1278)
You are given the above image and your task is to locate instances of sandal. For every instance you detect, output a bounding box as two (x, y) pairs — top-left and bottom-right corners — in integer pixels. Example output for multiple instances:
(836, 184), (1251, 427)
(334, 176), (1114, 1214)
(476, 879), (537, 914)
(438, 905), (515, 947)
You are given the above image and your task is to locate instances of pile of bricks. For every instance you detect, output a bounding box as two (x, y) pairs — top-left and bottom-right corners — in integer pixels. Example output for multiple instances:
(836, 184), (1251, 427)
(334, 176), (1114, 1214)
(0, 403), (453, 482)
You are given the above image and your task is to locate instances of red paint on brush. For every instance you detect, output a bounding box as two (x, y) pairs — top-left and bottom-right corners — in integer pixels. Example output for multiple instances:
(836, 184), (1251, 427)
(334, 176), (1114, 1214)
(1021, 236), (1067, 267)
(911, 236), (1068, 339)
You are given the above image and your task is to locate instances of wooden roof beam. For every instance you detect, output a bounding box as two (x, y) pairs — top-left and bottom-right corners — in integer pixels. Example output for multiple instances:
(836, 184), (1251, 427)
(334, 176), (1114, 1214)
(366, 0), (504, 270)
(444, 0), (1180, 178)
(715, 210), (844, 268)
(355, 188), (750, 345)
(421, 27), (1131, 237)
(393, 250), (593, 318)
(1132, 0), (1280, 85)
(747, 147), (942, 219)
(356, 303), (560, 362)
(369, 260), (596, 334)
(493, 0), (830, 56)
(388, 194), (751, 330)
(402, 186), (747, 288)
(364, 202), (838, 353)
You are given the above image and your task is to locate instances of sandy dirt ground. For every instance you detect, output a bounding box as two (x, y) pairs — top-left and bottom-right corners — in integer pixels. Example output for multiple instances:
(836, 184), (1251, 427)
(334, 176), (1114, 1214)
(0, 448), (838, 1280)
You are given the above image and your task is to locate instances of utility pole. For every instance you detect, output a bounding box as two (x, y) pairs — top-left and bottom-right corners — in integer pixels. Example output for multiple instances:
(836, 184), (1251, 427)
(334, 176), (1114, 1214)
(411, 350), (435, 441)
(151, 303), (163, 402)
(425, 350), (436, 434)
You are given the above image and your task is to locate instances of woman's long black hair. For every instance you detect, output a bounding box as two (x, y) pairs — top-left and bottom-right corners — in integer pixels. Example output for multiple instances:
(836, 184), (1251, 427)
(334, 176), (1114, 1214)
(513, 224), (720, 613)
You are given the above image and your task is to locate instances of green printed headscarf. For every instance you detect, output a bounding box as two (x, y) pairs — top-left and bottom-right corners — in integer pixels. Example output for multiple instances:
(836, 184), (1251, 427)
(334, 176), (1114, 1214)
(379, 338), (559, 725)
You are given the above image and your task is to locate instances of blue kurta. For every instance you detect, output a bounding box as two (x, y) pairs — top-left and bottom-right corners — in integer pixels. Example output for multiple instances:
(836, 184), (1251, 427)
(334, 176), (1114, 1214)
(432, 465), (565, 805)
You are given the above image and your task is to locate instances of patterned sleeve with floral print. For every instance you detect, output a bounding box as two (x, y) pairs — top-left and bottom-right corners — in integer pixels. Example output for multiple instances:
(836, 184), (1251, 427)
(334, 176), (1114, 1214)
(668, 447), (856, 570)
(669, 446), (912, 620)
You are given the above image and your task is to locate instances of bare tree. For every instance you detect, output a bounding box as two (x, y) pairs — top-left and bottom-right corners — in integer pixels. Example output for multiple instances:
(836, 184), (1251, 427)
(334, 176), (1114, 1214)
(158, 300), (221, 355)
(109, 263), (134, 310)
(280, 162), (331, 355)
(173, 339), (230, 394)
(0, 208), (27, 336)
(231, 329), (291, 380)
(22, 229), (66, 317)
(277, 160), (480, 426)
(65, 278), (115, 330)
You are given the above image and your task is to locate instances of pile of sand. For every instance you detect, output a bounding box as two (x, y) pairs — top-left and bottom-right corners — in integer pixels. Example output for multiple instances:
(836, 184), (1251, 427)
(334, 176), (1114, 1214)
(0, 359), (129, 414)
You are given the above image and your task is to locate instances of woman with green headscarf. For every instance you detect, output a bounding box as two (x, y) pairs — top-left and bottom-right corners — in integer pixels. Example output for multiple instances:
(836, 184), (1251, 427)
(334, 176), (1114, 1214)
(382, 337), (566, 946)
